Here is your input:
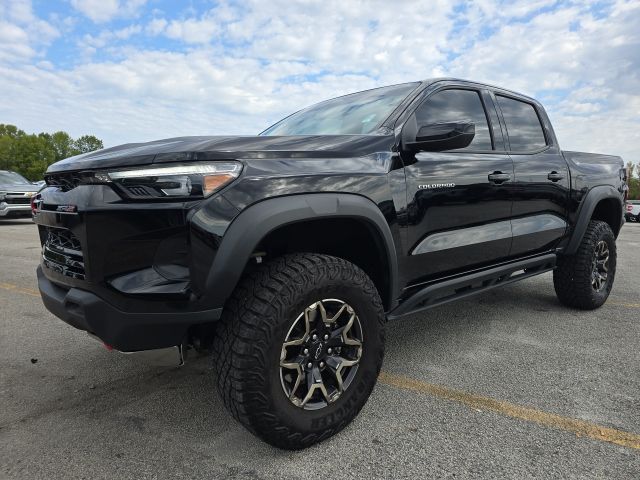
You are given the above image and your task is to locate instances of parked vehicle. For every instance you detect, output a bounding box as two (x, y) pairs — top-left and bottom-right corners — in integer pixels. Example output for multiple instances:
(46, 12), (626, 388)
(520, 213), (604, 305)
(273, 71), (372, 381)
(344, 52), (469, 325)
(0, 170), (40, 219)
(32, 78), (626, 449)
(626, 200), (640, 222)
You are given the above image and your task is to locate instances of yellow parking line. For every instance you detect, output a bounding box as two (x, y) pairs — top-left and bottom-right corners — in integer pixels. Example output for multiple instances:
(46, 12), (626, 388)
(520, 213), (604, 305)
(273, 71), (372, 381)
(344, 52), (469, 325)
(608, 301), (640, 308)
(0, 282), (40, 297)
(378, 372), (640, 450)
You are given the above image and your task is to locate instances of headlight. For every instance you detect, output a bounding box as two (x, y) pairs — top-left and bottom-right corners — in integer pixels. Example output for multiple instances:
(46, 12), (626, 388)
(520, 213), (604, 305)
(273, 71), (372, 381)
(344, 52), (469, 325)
(106, 162), (242, 200)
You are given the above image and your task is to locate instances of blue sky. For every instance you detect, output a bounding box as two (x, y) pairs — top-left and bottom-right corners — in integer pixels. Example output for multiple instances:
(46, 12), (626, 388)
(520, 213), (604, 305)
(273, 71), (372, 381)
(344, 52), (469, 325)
(0, 0), (638, 163)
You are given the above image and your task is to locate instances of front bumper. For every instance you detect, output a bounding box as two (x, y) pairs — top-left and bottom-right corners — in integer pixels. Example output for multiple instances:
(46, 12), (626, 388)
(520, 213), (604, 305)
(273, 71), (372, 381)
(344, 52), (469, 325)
(0, 202), (31, 217)
(37, 267), (222, 351)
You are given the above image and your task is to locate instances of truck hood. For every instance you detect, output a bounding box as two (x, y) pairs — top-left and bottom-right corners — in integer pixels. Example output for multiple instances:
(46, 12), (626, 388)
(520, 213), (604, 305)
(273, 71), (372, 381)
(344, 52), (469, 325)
(47, 135), (394, 173)
(0, 183), (40, 194)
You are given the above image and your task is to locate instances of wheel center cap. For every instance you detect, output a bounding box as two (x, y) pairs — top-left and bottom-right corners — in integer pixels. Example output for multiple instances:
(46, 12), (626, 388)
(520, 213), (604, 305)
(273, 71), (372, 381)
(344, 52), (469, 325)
(312, 342), (324, 360)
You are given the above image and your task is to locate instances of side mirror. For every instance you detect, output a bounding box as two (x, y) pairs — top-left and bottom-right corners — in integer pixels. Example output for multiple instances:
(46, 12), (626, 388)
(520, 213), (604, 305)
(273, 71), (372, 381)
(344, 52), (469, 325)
(406, 121), (475, 152)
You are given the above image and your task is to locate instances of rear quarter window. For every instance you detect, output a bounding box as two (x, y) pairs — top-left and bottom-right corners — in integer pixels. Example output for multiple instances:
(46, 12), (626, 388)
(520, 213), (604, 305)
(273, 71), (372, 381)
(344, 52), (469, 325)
(496, 95), (547, 152)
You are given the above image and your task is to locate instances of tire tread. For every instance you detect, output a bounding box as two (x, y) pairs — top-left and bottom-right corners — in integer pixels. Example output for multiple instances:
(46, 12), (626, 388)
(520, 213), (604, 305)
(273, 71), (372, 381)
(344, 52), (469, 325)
(212, 253), (385, 449)
(553, 220), (616, 310)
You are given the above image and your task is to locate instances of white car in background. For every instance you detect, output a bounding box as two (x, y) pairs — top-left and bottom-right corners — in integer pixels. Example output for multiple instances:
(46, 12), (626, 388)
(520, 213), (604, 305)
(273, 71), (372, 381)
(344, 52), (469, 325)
(626, 200), (640, 222)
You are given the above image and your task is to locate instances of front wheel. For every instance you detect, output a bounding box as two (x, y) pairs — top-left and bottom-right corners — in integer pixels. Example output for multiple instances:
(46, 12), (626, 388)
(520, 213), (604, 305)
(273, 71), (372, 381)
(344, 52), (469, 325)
(212, 253), (386, 449)
(553, 220), (617, 310)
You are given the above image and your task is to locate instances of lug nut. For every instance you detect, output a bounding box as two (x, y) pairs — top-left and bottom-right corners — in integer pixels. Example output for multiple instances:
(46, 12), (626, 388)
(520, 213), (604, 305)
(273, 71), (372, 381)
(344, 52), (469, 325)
(327, 348), (332, 354)
(312, 334), (318, 340)
(324, 334), (329, 340)
(307, 363), (313, 369)
(319, 362), (325, 368)
(303, 348), (309, 355)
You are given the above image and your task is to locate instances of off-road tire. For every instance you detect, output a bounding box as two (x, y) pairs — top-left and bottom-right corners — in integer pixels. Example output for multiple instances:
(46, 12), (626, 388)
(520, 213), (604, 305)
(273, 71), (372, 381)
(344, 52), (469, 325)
(212, 253), (386, 450)
(553, 220), (616, 310)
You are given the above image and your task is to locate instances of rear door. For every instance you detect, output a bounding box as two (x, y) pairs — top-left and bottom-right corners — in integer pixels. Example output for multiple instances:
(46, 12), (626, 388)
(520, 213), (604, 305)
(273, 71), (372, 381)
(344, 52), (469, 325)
(402, 86), (515, 284)
(493, 93), (570, 256)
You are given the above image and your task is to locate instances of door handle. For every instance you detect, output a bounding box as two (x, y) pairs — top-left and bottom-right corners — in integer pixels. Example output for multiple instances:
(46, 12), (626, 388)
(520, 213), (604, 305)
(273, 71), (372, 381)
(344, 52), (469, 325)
(488, 172), (511, 184)
(547, 171), (565, 182)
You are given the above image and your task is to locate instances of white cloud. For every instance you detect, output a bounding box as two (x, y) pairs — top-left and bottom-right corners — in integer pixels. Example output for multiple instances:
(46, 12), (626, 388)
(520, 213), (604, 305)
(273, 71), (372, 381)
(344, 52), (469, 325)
(0, 0), (58, 62)
(0, 22), (35, 62)
(446, 0), (640, 158)
(69, 0), (148, 23)
(79, 24), (142, 54)
(0, 21), (29, 43)
(146, 18), (167, 36)
(163, 16), (220, 44)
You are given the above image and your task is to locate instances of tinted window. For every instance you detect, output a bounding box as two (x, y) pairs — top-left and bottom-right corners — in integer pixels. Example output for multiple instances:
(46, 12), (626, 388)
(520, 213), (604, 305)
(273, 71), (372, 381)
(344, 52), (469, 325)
(0, 171), (30, 184)
(414, 89), (492, 151)
(496, 95), (546, 151)
(261, 82), (419, 135)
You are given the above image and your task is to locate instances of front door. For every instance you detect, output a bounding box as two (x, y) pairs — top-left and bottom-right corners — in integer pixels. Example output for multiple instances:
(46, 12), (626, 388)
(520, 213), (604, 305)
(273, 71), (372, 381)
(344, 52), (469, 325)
(401, 87), (515, 286)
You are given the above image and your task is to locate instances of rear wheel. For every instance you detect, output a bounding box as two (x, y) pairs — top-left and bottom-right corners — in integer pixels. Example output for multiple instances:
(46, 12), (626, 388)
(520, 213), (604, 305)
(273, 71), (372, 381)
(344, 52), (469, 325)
(553, 220), (616, 309)
(212, 253), (385, 449)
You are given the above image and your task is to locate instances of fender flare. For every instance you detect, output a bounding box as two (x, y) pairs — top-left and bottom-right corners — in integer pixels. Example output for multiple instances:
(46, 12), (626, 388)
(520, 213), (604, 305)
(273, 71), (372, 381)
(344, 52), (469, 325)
(564, 185), (623, 255)
(204, 193), (399, 310)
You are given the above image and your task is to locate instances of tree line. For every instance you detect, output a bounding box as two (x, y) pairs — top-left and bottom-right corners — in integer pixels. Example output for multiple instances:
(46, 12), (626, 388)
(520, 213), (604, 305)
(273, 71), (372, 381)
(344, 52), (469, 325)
(627, 161), (640, 200)
(0, 124), (103, 181)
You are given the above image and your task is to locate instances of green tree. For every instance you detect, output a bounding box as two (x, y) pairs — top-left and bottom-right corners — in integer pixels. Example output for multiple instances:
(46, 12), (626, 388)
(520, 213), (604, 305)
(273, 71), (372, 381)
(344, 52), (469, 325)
(0, 124), (25, 139)
(0, 135), (15, 171)
(0, 124), (103, 180)
(73, 135), (103, 154)
(625, 161), (639, 200)
(40, 131), (77, 162)
(628, 174), (639, 200)
(626, 161), (635, 180)
(13, 135), (55, 180)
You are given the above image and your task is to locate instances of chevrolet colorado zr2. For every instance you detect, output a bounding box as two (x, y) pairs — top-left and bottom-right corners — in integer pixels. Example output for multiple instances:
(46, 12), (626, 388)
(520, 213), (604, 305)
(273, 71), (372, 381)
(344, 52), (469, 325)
(32, 79), (627, 449)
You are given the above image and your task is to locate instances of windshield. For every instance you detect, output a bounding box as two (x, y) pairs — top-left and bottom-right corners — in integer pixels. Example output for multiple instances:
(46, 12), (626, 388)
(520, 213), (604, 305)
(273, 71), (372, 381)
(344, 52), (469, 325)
(261, 82), (420, 136)
(0, 171), (30, 184)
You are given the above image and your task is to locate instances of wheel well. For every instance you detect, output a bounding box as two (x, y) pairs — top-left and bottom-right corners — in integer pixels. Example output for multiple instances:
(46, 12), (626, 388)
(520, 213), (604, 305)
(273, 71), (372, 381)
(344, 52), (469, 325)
(254, 218), (392, 310)
(591, 198), (622, 236)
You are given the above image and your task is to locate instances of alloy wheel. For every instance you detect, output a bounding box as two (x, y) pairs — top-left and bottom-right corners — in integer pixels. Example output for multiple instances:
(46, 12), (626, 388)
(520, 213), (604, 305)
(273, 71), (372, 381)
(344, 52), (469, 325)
(591, 240), (610, 292)
(279, 299), (363, 410)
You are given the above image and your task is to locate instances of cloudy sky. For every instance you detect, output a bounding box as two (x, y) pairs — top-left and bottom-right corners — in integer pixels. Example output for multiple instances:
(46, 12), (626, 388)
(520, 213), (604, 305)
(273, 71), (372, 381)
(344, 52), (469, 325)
(0, 0), (638, 162)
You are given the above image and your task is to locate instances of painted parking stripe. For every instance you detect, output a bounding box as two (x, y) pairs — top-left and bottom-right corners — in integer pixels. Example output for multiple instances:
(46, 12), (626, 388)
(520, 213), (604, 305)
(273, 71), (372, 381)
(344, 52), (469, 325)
(0, 282), (40, 297)
(378, 372), (640, 451)
(608, 301), (640, 308)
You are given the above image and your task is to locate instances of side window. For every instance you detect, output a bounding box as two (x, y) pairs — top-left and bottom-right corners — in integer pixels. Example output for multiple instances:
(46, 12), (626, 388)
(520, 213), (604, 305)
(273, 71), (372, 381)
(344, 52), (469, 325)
(414, 89), (492, 151)
(496, 95), (547, 151)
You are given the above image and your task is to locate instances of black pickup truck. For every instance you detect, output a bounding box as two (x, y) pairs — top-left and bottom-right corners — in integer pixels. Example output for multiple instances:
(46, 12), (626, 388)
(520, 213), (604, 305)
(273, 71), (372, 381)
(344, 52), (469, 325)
(32, 79), (626, 449)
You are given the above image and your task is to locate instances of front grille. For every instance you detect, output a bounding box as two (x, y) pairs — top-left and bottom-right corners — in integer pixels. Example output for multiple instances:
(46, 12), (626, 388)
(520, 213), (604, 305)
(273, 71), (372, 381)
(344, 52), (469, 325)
(45, 172), (88, 192)
(4, 196), (31, 205)
(42, 227), (85, 280)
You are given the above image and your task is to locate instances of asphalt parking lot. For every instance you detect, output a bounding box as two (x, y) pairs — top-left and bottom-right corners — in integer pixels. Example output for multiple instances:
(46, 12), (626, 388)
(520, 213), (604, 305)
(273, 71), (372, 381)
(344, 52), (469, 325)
(1, 219), (639, 479)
